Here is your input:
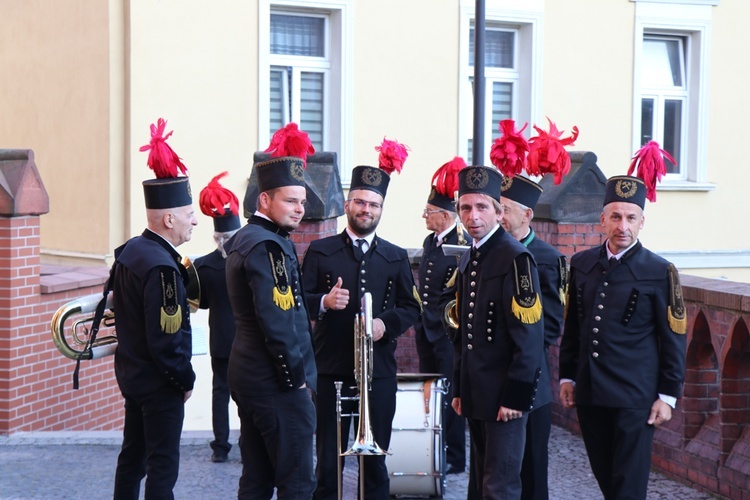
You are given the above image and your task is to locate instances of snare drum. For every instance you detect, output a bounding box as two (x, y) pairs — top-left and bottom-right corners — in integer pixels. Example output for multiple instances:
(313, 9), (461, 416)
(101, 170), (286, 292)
(387, 373), (447, 497)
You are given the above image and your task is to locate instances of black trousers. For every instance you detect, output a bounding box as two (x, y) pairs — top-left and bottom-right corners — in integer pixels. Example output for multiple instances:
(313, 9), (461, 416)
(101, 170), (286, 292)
(468, 415), (527, 500)
(314, 374), (397, 500)
(113, 386), (185, 500)
(210, 356), (231, 455)
(415, 328), (467, 470)
(520, 402), (552, 500)
(576, 405), (655, 500)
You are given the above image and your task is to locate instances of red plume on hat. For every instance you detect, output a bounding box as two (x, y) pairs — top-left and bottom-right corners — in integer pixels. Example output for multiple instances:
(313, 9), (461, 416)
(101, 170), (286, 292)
(528, 117), (579, 185)
(627, 141), (675, 203)
(490, 119), (530, 178)
(139, 118), (188, 178)
(375, 137), (410, 175)
(432, 156), (466, 199)
(199, 171), (239, 218)
(264, 122), (315, 167)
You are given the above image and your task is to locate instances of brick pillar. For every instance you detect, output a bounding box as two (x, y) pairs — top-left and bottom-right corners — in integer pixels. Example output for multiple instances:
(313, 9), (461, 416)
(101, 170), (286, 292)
(292, 218), (338, 263)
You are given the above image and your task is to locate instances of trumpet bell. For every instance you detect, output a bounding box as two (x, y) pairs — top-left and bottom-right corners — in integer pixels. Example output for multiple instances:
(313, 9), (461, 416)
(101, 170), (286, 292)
(50, 293), (117, 360)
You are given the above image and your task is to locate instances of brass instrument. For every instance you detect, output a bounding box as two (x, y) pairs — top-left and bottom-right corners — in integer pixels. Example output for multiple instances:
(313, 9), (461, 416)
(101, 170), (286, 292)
(336, 292), (387, 500)
(50, 256), (200, 361)
(444, 295), (460, 331)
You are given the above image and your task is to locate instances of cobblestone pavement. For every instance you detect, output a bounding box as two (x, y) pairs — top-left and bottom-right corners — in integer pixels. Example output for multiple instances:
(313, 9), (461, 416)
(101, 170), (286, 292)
(0, 425), (716, 499)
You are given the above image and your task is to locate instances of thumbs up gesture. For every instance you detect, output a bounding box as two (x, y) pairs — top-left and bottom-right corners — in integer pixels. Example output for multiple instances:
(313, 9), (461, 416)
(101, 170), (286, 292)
(323, 277), (350, 311)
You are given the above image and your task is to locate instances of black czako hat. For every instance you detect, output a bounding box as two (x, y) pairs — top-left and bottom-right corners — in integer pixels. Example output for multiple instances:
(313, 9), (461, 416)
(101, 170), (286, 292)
(458, 166), (503, 203)
(139, 118), (192, 209)
(501, 175), (543, 210)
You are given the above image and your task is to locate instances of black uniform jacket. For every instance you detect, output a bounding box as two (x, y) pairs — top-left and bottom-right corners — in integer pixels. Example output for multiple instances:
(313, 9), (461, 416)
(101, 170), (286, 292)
(225, 216), (317, 395)
(195, 249), (235, 359)
(301, 230), (421, 379)
(113, 230), (195, 398)
(416, 225), (470, 343)
(453, 226), (544, 420)
(523, 229), (567, 408)
(559, 241), (687, 408)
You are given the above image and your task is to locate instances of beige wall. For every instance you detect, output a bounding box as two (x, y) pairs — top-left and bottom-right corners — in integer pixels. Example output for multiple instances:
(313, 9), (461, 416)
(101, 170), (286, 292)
(2, 0), (748, 281)
(0, 0), (112, 262)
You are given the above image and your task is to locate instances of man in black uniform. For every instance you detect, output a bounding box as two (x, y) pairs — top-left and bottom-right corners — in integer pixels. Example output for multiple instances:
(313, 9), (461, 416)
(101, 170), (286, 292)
(559, 169), (687, 500)
(302, 150), (421, 500)
(451, 165), (544, 499)
(415, 157), (469, 475)
(225, 127), (318, 498)
(113, 118), (197, 500)
(500, 175), (567, 500)
(194, 172), (241, 463)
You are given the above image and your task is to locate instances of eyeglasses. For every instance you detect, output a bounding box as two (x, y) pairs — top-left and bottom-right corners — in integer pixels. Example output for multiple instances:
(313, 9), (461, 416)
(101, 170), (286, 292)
(423, 208), (447, 216)
(348, 198), (383, 210)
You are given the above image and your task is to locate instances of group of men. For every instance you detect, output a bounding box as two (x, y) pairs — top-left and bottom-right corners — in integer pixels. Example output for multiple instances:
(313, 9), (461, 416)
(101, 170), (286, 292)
(109, 119), (687, 500)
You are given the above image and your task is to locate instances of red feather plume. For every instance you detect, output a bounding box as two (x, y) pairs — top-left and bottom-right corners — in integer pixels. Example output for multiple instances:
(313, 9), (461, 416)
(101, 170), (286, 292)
(432, 157), (466, 199)
(264, 122), (315, 167)
(527, 117), (579, 185)
(139, 118), (188, 178)
(627, 141), (675, 203)
(375, 138), (410, 175)
(199, 172), (239, 218)
(490, 119), (530, 178)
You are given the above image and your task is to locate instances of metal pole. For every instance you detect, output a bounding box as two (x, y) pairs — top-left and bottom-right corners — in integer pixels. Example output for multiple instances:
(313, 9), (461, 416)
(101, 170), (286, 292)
(472, 0), (486, 166)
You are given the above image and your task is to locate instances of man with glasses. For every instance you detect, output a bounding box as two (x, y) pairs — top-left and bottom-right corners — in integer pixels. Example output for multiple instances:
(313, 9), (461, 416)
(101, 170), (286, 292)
(415, 157), (470, 475)
(302, 159), (421, 500)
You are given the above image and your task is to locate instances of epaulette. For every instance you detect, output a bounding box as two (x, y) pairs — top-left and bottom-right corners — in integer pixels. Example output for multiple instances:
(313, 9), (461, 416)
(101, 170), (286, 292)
(667, 263), (687, 334)
(558, 255), (568, 306)
(266, 241), (294, 311)
(511, 254), (542, 324)
(159, 267), (182, 334)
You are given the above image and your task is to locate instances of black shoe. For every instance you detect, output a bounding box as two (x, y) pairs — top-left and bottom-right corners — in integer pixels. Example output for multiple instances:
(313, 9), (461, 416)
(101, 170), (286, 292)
(211, 452), (228, 463)
(446, 465), (465, 475)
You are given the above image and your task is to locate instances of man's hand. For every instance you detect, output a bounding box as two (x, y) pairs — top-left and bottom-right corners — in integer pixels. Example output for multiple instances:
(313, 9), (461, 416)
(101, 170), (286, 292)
(372, 318), (386, 342)
(452, 397), (462, 416)
(647, 399), (672, 426)
(497, 406), (523, 422)
(323, 277), (349, 310)
(560, 382), (576, 409)
(183, 390), (193, 403)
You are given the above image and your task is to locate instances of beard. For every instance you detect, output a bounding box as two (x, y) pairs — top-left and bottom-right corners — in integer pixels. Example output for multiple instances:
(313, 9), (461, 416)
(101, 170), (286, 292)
(347, 211), (380, 236)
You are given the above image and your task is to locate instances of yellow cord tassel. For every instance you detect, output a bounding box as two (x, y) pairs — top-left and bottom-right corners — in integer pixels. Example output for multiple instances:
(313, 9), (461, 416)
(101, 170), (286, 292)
(273, 286), (295, 311)
(512, 294), (542, 324)
(668, 306), (687, 334)
(160, 305), (182, 334)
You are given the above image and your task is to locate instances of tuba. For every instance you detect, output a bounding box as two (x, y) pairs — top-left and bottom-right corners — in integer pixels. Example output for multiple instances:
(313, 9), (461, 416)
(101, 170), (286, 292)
(50, 256), (200, 361)
(336, 292), (387, 500)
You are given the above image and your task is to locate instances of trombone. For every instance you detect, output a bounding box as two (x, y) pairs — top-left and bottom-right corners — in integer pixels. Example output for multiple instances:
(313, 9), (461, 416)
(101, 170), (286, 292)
(336, 292), (387, 500)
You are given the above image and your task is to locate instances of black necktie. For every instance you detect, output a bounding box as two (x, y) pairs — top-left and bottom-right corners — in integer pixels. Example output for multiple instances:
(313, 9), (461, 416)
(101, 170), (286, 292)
(353, 239), (365, 260)
(609, 256), (618, 269)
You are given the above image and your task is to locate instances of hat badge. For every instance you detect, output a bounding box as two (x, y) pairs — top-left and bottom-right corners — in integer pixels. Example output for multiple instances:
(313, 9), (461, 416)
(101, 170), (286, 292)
(362, 168), (383, 187)
(615, 179), (638, 199)
(428, 186), (437, 201)
(501, 176), (513, 192)
(290, 162), (305, 182)
(465, 167), (489, 190)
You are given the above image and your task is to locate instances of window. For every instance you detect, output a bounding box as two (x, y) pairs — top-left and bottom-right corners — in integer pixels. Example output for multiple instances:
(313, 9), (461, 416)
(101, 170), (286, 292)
(633, 1), (714, 189)
(639, 35), (687, 175)
(458, 1), (542, 165)
(259, 1), (352, 182)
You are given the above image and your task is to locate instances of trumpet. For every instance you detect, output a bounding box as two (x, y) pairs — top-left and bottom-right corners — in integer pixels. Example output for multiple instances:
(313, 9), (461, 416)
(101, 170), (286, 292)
(336, 292), (387, 500)
(50, 256), (200, 361)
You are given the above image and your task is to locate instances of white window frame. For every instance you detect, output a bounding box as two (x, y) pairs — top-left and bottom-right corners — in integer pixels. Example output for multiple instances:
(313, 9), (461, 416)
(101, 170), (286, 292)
(632, 1), (715, 191)
(258, 1), (353, 183)
(458, 0), (543, 165)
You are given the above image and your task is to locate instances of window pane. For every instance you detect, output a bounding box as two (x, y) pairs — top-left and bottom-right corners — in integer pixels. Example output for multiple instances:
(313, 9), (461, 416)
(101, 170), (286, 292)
(470, 28), (514, 68)
(271, 14), (324, 57)
(663, 100), (682, 174)
(640, 98), (654, 144)
(270, 68), (290, 135)
(300, 72), (324, 150)
(642, 38), (683, 87)
(491, 82), (512, 141)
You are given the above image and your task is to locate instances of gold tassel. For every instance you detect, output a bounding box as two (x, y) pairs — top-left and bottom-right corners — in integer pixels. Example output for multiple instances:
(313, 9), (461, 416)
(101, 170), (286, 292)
(160, 305), (182, 334)
(668, 306), (687, 334)
(273, 286), (295, 311)
(512, 294), (542, 324)
(559, 287), (567, 307)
